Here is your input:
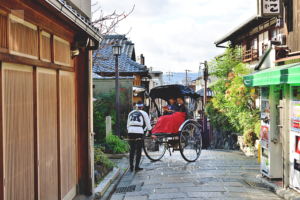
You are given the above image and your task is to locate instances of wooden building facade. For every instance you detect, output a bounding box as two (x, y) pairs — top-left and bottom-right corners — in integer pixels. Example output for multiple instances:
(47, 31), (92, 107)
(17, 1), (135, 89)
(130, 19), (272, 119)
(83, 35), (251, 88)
(215, 1), (300, 67)
(0, 0), (100, 199)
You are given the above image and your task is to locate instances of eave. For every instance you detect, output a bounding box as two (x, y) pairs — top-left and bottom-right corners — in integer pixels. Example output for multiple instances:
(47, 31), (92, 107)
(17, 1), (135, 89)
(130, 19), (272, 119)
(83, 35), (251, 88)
(37, 0), (101, 45)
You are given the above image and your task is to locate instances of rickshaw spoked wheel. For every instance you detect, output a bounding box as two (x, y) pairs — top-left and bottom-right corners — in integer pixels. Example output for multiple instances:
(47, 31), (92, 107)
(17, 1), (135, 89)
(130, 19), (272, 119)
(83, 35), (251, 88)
(143, 136), (167, 161)
(179, 122), (202, 162)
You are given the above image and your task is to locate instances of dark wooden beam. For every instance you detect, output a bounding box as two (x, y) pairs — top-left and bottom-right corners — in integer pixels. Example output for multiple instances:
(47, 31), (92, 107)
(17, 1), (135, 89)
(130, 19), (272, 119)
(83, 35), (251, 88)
(51, 34), (54, 63)
(56, 70), (61, 200)
(0, 51), (74, 72)
(75, 49), (89, 195)
(32, 66), (38, 200)
(38, 27), (42, 61)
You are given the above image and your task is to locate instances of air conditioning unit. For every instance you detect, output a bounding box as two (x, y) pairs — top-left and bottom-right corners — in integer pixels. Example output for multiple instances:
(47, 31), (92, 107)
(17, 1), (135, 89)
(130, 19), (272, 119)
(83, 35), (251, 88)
(279, 34), (286, 45)
(271, 34), (286, 45)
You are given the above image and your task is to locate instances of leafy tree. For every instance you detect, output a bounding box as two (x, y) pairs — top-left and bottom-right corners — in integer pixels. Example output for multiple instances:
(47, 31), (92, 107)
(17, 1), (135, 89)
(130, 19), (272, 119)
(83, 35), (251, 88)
(206, 45), (261, 139)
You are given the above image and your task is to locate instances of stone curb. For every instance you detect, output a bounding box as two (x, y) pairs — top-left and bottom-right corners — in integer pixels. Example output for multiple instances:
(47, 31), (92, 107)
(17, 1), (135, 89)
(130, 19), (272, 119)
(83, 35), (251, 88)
(94, 167), (120, 199)
(107, 153), (129, 159)
(256, 175), (300, 200)
(103, 162), (131, 200)
(108, 155), (145, 200)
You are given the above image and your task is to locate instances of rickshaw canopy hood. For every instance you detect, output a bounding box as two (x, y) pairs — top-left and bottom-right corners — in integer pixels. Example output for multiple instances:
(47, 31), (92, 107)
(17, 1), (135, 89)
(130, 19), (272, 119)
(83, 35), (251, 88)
(149, 84), (200, 101)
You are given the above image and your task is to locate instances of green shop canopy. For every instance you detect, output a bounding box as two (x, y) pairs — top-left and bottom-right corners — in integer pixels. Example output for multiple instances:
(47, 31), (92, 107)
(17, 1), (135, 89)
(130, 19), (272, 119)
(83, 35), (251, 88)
(243, 63), (300, 87)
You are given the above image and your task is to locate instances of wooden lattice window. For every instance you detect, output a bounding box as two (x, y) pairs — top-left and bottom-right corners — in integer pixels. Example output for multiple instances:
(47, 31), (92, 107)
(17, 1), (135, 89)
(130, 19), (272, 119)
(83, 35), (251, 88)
(54, 36), (70, 66)
(0, 13), (7, 49)
(10, 15), (38, 59)
(41, 31), (51, 62)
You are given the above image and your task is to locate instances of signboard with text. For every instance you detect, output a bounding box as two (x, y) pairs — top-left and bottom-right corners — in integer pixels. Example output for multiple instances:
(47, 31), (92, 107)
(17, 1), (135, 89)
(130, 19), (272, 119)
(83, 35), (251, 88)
(258, 0), (281, 17)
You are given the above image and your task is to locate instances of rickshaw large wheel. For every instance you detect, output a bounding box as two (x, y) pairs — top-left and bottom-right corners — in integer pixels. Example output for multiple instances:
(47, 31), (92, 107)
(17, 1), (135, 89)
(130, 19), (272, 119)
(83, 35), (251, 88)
(143, 136), (167, 161)
(179, 123), (202, 162)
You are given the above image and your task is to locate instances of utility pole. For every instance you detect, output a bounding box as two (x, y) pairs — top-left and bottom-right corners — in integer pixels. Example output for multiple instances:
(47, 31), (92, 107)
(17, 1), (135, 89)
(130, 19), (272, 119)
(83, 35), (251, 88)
(201, 61), (209, 149)
(185, 69), (191, 86)
(166, 70), (173, 84)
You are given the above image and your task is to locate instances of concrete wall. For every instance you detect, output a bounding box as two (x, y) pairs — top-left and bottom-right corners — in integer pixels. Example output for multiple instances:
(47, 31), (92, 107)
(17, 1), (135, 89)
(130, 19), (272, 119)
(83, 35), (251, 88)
(151, 71), (163, 86)
(66, 0), (91, 20)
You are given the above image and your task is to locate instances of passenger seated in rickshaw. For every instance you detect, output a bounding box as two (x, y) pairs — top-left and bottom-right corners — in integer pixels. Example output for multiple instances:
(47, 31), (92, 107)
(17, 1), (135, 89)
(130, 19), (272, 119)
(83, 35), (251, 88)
(151, 97), (186, 139)
(163, 97), (178, 115)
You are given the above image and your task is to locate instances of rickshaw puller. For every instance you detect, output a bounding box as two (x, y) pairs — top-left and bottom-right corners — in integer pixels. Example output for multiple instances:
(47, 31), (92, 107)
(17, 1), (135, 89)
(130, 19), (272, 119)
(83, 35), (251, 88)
(127, 100), (152, 172)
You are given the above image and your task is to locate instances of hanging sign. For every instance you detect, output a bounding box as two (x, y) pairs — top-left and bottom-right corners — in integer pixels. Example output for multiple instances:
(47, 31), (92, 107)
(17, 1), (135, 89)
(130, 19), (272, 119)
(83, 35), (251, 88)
(258, 0), (281, 17)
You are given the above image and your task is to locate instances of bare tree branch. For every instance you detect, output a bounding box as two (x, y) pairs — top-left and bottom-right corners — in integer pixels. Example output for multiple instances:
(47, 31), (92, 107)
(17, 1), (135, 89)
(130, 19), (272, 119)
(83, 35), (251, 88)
(91, 4), (135, 74)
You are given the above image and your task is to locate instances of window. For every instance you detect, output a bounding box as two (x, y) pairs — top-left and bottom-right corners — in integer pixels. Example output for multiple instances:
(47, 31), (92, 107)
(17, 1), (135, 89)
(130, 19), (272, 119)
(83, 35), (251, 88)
(154, 73), (159, 77)
(272, 28), (280, 40)
(251, 38), (257, 49)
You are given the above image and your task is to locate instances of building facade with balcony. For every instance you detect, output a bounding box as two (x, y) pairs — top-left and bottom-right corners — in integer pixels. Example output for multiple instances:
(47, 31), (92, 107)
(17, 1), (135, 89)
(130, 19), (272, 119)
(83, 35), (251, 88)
(215, 15), (283, 69)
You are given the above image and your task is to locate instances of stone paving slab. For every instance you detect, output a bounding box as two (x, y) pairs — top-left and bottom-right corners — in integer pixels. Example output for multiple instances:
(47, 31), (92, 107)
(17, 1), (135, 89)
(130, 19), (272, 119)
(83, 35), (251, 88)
(124, 196), (147, 200)
(187, 191), (223, 198)
(181, 186), (226, 192)
(148, 192), (186, 199)
(109, 150), (284, 200)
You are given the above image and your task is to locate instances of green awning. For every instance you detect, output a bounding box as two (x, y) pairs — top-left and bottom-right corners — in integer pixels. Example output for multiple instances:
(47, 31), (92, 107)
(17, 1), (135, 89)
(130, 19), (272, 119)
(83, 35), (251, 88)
(243, 63), (300, 87)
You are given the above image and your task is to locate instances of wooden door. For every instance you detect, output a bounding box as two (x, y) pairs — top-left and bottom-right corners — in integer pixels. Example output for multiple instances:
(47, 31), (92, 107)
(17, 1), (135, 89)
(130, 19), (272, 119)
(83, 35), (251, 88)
(2, 62), (34, 200)
(37, 68), (58, 200)
(59, 71), (76, 200)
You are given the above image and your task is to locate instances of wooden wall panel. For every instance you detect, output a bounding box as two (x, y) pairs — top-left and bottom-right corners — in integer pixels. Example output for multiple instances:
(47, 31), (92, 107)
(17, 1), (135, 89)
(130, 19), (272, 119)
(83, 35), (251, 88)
(41, 32), (51, 62)
(59, 71), (76, 200)
(282, 0), (300, 52)
(292, 0), (297, 52)
(2, 63), (34, 200)
(54, 36), (70, 67)
(37, 68), (58, 200)
(0, 14), (7, 49)
(10, 16), (38, 59)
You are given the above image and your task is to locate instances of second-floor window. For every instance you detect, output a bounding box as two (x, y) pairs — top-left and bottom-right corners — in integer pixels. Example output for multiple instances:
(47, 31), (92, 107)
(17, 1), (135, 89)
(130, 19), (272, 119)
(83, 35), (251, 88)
(272, 28), (280, 40)
(251, 38), (257, 49)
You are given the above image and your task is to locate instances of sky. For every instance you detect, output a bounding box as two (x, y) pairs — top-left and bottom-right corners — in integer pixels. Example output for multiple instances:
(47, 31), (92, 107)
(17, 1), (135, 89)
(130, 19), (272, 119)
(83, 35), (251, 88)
(92, 0), (257, 73)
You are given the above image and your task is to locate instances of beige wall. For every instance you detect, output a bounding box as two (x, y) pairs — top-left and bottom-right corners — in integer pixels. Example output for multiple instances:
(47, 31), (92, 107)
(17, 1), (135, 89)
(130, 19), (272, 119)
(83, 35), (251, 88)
(66, 0), (91, 20)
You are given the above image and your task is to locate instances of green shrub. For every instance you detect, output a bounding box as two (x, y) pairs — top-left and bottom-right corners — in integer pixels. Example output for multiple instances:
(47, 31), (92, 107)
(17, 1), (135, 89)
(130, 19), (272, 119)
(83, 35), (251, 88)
(254, 119), (261, 138)
(105, 133), (129, 154)
(93, 83), (131, 143)
(206, 45), (261, 136)
(94, 144), (116, 168)
(244, 131), (258, 147)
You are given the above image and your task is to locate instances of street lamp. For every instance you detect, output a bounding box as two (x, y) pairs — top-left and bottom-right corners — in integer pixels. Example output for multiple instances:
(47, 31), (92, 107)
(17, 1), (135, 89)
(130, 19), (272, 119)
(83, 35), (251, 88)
(200, 61), (209, 149)
(112, 40), (122, 137)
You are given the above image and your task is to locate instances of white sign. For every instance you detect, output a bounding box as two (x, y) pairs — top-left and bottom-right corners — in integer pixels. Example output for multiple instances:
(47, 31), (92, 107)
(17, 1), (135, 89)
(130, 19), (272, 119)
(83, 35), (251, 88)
(262, 0), (280, 14)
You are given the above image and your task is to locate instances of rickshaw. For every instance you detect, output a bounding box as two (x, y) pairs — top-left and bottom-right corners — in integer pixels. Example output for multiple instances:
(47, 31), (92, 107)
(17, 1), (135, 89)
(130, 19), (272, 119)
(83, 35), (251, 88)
(143, 84), (202, 162)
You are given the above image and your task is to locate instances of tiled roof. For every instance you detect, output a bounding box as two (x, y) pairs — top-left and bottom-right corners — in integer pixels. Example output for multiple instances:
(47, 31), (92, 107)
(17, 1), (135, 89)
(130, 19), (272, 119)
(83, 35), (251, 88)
(92, 35), (148, 74)
(56, 0), (100, 36)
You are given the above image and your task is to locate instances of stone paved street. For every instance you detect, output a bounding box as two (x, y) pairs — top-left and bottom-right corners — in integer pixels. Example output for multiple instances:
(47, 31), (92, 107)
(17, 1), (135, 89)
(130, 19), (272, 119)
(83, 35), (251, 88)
(110, 150), (283, 200)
